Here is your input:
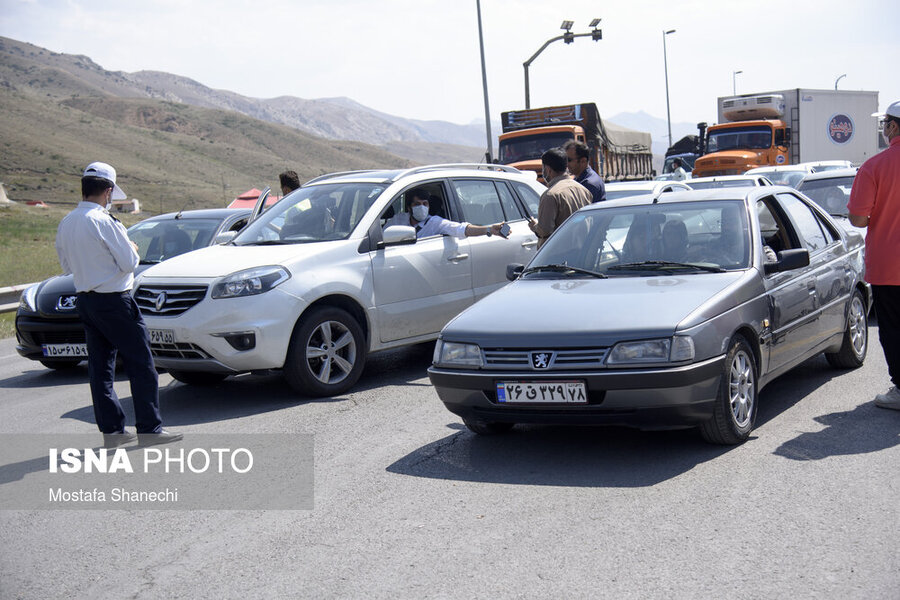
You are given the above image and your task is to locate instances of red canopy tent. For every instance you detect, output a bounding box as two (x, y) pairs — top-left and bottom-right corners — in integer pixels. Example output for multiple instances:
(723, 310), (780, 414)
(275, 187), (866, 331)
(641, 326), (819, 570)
(228, 188), (281, 209)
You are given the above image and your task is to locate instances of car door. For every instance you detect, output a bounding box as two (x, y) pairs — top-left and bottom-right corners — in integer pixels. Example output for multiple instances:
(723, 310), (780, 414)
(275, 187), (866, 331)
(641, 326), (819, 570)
(758, 195), (819, 374)
(776, 192), (847, 342)
(370, 180), (474, 343)
(449, 178), (538, 301)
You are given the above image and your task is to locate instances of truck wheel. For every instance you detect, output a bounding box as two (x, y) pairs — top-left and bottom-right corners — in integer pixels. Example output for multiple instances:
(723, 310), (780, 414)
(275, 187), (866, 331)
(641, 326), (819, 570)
(167, 370), (227, 385)
(284, 307), (365, 397)
(700, 335), (757, 445)
(825, 289), (867, 369)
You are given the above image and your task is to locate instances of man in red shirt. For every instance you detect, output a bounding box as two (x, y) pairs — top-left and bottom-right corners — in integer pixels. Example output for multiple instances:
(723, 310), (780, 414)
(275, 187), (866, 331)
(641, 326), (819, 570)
(848, 100), (900, 409)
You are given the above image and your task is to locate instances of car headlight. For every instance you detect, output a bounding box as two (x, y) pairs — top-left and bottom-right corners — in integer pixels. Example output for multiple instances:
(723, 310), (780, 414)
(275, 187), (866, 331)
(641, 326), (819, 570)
(433, 340), (483, 368)
(18, 284), (39, 312)
(607, 335), (695, 365)
(211, 266), (290, 299)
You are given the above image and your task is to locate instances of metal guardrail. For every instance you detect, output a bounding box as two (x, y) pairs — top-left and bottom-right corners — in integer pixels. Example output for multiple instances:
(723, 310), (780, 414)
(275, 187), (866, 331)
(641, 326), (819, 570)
(0, 283), (36, 314)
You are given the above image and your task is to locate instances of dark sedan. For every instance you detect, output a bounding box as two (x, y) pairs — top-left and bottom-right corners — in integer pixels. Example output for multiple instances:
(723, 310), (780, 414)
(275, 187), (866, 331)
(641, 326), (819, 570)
(15, 208), (251, 369)
(428, 187), (870, 444)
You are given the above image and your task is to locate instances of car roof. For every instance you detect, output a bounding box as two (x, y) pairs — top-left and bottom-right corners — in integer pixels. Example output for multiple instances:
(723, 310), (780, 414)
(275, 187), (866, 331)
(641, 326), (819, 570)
(578, 185), (793, 211)
(688, 175), (766, 183)
(798, 167), (859, 182)
(745, 165), (810, 174)
(606, 180), (687, 190)
(140, 207), (252, 222)
(302, 164), (534, 186)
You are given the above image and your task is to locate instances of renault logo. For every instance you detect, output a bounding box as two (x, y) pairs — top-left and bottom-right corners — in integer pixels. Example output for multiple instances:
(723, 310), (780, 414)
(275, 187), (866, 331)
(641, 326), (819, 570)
(154, 292), (168, 312)
(530, 351), (553, 369)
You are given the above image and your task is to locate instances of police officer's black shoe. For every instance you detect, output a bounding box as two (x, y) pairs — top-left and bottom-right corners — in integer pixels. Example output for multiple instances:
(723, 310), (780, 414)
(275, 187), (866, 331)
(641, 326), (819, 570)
(138, 429), (184, 447)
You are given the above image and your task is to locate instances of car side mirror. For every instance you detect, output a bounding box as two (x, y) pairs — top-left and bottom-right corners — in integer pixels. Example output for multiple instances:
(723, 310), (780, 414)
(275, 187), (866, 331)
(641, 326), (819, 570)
(506, 263), (525, 281)
(214, 230), (238, 245)
(380, 225), (417, 248)
(764, 248), (809, 274)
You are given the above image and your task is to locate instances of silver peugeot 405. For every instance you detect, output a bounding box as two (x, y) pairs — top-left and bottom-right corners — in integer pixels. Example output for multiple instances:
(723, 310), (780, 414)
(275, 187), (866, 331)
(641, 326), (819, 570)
(428, 186), (870, 444)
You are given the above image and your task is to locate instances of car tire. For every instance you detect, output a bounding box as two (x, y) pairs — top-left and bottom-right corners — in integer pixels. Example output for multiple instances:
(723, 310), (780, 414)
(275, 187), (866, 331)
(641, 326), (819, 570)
(284, 306), (365, 397)
(463, 419), (515, 435)
(39, 359), (81, 370)
(700, 335), (757, 445)
(825, 289), (868, 369)
(167, 370), (228, 385)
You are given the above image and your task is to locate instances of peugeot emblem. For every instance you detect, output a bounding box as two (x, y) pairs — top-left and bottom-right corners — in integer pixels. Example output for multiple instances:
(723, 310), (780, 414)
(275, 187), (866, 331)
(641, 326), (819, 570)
(57, 295), (78, 311)
(154, 292), (168, 312)
(530, 351), (553, 369)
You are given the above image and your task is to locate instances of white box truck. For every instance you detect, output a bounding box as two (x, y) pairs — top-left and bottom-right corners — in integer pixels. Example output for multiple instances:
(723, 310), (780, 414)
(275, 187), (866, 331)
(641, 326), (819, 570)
(693, 88), (879, 177)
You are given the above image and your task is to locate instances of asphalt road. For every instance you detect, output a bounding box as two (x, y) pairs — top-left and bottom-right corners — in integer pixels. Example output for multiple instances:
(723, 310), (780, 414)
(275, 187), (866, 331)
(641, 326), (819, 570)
(0, 331), (898, 599)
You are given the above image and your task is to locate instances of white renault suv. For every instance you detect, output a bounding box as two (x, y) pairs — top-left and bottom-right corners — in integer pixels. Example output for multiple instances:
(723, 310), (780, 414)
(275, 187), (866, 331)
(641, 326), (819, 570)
(135, 164), (545, 396)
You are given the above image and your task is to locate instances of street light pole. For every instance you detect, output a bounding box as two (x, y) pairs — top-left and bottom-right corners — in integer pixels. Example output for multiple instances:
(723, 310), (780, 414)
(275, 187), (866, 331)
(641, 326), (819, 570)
(835, 74), (847, 90)
(523, 19), (602, 109)
(663, 29), (675, 146)
(732, 70), (743, 96)
(475, 0), (493, 161)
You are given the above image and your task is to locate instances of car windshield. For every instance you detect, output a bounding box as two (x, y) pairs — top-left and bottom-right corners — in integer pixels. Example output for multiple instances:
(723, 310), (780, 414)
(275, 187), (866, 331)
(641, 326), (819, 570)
(234, 183), (385, 245)
(128, 218), (223, 264)
(688, 179), (757, 190)
(527, 200), (750, 276)
(797, 176), (855, 216)
(706, 126), (772, 152)
(753, 170), (805, 187)
(498, 132), (575, 163)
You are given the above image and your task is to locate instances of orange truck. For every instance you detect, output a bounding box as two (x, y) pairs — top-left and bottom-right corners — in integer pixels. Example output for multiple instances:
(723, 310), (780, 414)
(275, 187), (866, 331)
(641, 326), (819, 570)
(498, 103), (653, 182)
(693, 89), (879, 177)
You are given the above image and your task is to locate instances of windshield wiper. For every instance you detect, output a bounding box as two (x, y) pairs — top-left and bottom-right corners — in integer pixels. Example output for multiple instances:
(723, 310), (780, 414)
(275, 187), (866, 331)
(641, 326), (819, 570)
(608, 261), (726, 273)
(522, 264), (607, 278)
(236, 239), (293, 246)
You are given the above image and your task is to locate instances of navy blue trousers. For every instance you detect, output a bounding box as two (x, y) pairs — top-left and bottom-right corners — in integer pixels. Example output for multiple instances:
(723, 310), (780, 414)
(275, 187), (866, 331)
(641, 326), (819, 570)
(873, 285), (900, 388)
(77, 291), (162, 434)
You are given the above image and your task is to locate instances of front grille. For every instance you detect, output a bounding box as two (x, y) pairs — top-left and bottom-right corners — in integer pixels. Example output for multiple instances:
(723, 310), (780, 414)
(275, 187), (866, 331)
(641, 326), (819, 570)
(150, 341), (211, 360)
(135, 285), (208, 316)
(28, 330), (86, 345)
(483, 348), (608, 370)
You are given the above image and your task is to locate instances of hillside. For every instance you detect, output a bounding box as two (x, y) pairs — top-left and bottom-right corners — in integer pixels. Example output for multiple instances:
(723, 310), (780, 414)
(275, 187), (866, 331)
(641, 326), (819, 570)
(0, 36), (488, 159)
(0, 37), (420, 211)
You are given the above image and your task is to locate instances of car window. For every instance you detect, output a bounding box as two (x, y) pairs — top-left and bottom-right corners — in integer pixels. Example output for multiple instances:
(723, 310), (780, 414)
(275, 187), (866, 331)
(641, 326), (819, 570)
(495, 181), (525, 220)
(454, 179), (507, 225)
(511, 181), (540, 217)
(778, 193), (828, 252)
(379, 181), (451, 237)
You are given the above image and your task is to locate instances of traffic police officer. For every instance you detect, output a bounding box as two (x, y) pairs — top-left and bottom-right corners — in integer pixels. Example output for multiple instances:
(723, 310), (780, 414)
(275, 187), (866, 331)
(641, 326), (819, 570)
(56, 162), (181, 446)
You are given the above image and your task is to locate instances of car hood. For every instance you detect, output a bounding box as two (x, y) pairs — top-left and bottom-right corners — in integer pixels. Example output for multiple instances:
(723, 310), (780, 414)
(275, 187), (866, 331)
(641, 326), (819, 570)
(440, 271), (755, 347)
(31, 266), (154, 316)
(138, 242), (350, 279)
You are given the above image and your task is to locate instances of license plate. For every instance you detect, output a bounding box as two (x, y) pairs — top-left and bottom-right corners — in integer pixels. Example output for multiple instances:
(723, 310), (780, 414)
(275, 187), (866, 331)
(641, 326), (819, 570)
(149, 329), (175, 344)
(42, 343), (88, 358)
(496, 381), (588, 404)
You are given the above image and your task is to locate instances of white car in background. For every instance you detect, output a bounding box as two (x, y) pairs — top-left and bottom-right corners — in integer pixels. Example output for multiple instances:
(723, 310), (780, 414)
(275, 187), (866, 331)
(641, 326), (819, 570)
(686, 175), (774, 190)
(605, 180), (692, 201)
(745, 165), (812, 188)
(135, 164), (546, 396)
(802, 160), (853, 173)
(796, 167), (863, 236)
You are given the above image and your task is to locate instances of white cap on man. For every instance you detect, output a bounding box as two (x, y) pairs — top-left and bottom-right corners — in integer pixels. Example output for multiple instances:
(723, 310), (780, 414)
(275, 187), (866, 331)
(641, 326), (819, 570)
(871, 100), (900, 119)
(82, 161), (126, 200)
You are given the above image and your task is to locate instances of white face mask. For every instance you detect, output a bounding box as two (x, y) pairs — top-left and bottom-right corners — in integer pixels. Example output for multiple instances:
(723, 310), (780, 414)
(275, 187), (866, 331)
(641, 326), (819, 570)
(412, 204), (429, 222)
(883, 120), (895, 145)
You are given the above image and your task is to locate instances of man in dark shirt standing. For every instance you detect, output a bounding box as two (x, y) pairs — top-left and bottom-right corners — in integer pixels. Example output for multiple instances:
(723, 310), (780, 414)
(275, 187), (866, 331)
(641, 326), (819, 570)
(564, 140), (606, 203)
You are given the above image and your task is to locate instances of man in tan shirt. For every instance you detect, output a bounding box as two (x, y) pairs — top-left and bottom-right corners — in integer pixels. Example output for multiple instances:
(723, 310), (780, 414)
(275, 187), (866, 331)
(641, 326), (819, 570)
(527, 147), (592, 248)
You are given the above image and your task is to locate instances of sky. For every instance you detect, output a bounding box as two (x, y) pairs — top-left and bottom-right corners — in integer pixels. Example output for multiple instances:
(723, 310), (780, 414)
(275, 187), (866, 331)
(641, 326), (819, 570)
(1, 0), (896, 138)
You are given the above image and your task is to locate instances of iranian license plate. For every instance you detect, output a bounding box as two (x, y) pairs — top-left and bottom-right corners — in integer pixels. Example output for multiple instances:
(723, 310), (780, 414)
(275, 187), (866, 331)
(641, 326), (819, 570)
(42, 343), (88, 358)
(149, 329), (175, 344)
(496, 381), (588, 404)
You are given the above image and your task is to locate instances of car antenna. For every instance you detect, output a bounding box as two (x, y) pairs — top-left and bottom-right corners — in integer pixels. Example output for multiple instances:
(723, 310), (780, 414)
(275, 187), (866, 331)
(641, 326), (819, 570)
(175, 197), (193, 219)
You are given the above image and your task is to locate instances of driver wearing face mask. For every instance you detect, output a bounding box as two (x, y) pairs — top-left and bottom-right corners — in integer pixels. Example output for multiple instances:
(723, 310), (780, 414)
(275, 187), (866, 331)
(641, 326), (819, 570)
(385, 187), (508, 239)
